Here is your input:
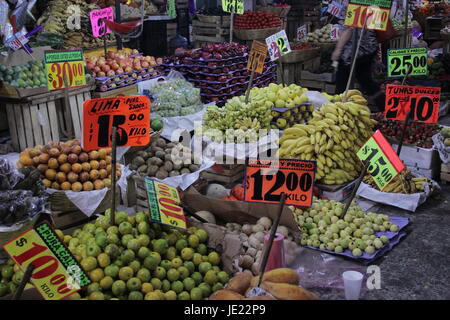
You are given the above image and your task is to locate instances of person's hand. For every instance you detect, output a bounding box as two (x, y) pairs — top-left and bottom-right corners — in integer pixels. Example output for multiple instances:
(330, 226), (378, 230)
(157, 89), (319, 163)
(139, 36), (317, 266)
(331, 48), (342, 61)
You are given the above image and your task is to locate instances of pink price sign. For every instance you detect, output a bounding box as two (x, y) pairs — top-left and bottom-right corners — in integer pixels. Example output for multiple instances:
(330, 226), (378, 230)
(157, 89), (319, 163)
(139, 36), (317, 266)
(90, 7), (114, 38)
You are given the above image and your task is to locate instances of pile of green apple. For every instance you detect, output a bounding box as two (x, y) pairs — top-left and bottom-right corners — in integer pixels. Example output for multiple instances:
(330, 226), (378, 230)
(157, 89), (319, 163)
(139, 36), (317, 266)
(0, 211), (229, 300)
(292, 198), (398, 257)
(0, 60), (47, 89)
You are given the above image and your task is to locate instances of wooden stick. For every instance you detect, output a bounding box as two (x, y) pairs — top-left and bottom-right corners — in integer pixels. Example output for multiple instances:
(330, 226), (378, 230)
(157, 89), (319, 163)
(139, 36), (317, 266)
(12, 265), (35, 300)
(110, 126), (117, 225)
(63, 74), (75, 139)
(257, 193), (286, 287)
(396, 64), (413, 155)
(230, 10), (234, 43)
(245, 69), (255, 104)
(339, 160), (369, 219)
(278, 59), (285, 86)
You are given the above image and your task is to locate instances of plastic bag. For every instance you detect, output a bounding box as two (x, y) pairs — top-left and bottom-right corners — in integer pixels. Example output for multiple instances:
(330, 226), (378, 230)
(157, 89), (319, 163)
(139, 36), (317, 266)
(0, 157), (22, 190)
(0, 190), (44, 226)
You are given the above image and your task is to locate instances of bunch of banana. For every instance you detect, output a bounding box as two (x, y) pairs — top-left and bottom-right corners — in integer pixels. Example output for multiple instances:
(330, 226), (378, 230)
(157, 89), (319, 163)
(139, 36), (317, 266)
(278, 90), (377, 185)
(363, 169), (430, 194)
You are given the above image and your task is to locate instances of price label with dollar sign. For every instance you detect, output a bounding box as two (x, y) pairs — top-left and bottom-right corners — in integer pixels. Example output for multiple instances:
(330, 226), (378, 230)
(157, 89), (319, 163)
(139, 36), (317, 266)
(265, 30), (291, 61)
(45, 49), (87, 91)
(3, 222), (91, 300)
(145, 178), (186, 230)
(89, 7), (114, 38)
(222, 0), (244, 14)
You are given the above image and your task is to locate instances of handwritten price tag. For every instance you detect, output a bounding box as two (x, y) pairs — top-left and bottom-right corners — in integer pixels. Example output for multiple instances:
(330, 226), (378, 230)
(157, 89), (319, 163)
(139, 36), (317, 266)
(247, 40), (267, 74)
(344, 0), (392, 31)
(82, 96), (150, 151)
(357, 130), (405, 191)
(296, 25), (307, 42)
(385, 84), (441, 124)
(387, 47), (428, 77)
(327, 1), (343, 17)
(5, 31), (28, 51)
(244, 158), (316, 207)
(265, 30), (291, 61)
(44, 49), (86, 91)
(2, 222), (91, 300)
(89, 7), (114, 38)
(145, 178), (186, 230)
(330, 24), (342, 40)
(222, 0), (244, 14)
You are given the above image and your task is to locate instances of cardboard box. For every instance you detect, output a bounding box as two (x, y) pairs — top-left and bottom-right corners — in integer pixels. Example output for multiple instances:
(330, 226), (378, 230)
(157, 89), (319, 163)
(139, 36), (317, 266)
(317, 179), (358, 202)
(392, 143), (440, 170)
(0, 46), (52, 99)
(92, 84), (138, 98)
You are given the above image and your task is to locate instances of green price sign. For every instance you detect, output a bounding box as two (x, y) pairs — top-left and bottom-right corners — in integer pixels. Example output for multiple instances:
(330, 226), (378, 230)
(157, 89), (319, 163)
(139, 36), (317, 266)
(357, 130), (405, 191)
(222, 0), (244, 14)
(387, 47), (428, 77)
(167, 0), (177, 19)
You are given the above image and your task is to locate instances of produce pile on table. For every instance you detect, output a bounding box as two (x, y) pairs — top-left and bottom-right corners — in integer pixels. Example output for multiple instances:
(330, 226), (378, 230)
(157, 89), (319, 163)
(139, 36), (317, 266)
(233, 11), (282, 30)
(392, 18), (412, 31)
(278, 90), (376, 184)
(85, 50), (163, 92)
(0, 211), (230, 300)
(147, 78), (203, 117)
(128, 136), (200, 179)
(0, 159), (45, 226)
(427, 54), (450, 80)
(0, 60), (46, 89)
(16, 140), (120, 192)
(303, 24), (336, 44)
(293, 198), (398, 257)
(363, 169), (432, 194)
(372, 113), (441, 149)
(37, 0), (115, 48)
(441, 127), (450, 146)
(160, 43), (276, 106)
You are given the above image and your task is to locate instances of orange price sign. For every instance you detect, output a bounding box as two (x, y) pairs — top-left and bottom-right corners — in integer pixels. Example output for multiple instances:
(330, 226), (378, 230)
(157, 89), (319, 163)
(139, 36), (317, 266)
(385, 84), (441, 124)
(244, 158), (316, 207)
(2, 222), (91, 300)
(247, 40), (267, 74)
(82, 96), (151, 151)
(44, 50), (86, 91)
(344, 0), (392, 31)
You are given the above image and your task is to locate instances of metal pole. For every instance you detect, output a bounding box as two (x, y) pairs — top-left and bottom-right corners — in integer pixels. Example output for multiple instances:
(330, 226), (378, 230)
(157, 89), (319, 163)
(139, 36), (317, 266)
(339, 161), (370, 219)
(115, 0), (123, 50)
(12, 265), (34, 300)
(403, 0), (409, 47)
(110, 126), (117, 225)
(343, 27), (365, 101)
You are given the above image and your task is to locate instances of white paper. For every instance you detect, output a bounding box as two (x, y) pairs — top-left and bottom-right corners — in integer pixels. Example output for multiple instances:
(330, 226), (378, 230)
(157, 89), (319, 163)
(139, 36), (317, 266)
(305, 90), (330, 109)
(432, 133), (450, 164)
(158, 104), (209, 141)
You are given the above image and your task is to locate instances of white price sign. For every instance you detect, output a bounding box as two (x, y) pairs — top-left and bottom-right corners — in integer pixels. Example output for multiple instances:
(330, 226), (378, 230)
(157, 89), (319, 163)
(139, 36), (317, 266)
(296, 25), (307, 42)
(330, 24), (342, 40)
(265, 30), (291, 61)
(5, 31), (28, 51)
(327, 1), (343, 17)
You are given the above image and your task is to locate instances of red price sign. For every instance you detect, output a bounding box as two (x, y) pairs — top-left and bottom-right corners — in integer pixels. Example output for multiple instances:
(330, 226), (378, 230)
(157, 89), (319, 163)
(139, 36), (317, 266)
(385, 84), (441, 124)
(244, 158), (316, 207)
(82, 96), (151, 151)
(2, 222), (91, 300)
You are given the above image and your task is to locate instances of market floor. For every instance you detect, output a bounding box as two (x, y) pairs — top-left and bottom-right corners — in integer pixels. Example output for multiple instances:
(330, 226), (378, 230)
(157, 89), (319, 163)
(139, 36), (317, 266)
(313, 184), (450, 300)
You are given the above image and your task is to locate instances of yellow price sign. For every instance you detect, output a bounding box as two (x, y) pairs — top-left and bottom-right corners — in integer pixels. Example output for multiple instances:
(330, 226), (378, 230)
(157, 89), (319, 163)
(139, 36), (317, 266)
(44, 49), (86, 91)
(2, 222), (91, 300)
(222, 0), (244, 14)
(145, 178), (186, 230)
(344, 4), (390, 31)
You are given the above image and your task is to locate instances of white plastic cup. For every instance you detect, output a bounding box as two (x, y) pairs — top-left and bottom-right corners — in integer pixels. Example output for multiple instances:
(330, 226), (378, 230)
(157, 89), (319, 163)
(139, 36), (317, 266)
(342, 271), (364, 300)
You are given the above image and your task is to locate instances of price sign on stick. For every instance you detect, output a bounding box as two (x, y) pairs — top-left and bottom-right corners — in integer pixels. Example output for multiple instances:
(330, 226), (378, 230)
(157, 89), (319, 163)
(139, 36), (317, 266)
(222, 0), (244, 14)
(3, 222), (91, 300)
(327, 1), (343, 17)
(244, 158), (316, 207)
(5, 30), (29, 51)
(247, 40), (267, 74)
(344, 0), (392, 31)
(265, 30), (291, 61)
(296, 25), (307, 42)
(330, 24), (342, 40)
(387, 47), (428, 77)
(82, 96), (151, 150)
(89, 7), (114, 38)
(145, 178), (186, 230)
(357, 130), (405, 190)
(385, 84), (441, 123)
(45, 50), (86, 91)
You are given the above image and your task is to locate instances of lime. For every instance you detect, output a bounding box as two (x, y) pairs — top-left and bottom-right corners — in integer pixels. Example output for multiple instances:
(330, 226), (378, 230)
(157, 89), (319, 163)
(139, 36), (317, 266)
(118, 266), (134, 281)
(167, 268), (180, 282)
(175, 239), (188, 251)
(120, 249), (135, 264)
(183, 261), (195, 274)
(138, 247), (151, 259)
(198, 282), (211, 298)
(208, 252), (220, 266)
(129, 260), (141, 273)
(181, 247), (194, 261)
(97, 253), (110, 268)
(204, 270), (218, 285)
(144, 292), (161, 300)
(0, 283), (9, 297)
(135, 212), (147, 224)
(161, 279), (171, 293)
(87, 282), (100, 294)
(178, 266), (190, 280)
(89, 268), (104, 282)
(165, 233), (178, 246)
(183, 277), (196, 291)
(178, 291), (190, 300)
(198, 262), (212, 275)
(188, 235), (200, 248)
(137, 268), (151, 282)
(150, 252), (162, 265)
(12, 270), (24, 285)
(160, 260), (172, 271)
(143, 256), (159, 271)
(191, 272), (203, 286)
(217, 271), (229, 284)
(81, 256), (97, 272)
(119, 222), (133, 235)
(86, 244), (101, 257)
(153, 239), (168, 255)
(141, 282), (153, 294)
(165, 247), (177, 261)
(107, 226), (119, 235)
(190, 287), (203, 300)
(150, 278), (162, 290)
(171, 280), (184, 294)
(104, 244), (120, 258)
(171, 257), (183, 269)
(128, 291), (144, 300)
(137, 234), (150, 247)
(197, 243), (207, 255)
(100, 276), (114, 290)
(195, 229), (208, 243)
(153, 267), (166, 280)
(202, 255), (209, 262)
(113, 211), (128, 225)
(212, 282), (224, 292)
(164, 290), (177, 300)
(212, 266), (221, 273)
(127, 239), (141, 252)
(154, 289), (166, 300)
(127, 277), (142, 291)
(89, 291), (105, 300)
(68, 292), (81, 300)
(137, 221), (150, 234)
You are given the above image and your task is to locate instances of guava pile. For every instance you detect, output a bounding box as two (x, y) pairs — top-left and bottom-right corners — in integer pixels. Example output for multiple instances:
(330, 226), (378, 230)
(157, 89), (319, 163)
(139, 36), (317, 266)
(0, 61), (46, 89)
(0, 211), (229, 300)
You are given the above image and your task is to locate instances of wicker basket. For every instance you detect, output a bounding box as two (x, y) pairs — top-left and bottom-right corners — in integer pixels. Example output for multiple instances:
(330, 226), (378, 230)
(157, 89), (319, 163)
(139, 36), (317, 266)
(234, 27), (282, 40)
(280, 46), (320, 63)
(197, 14), (230, 24)
(256, 5), (291, 18)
